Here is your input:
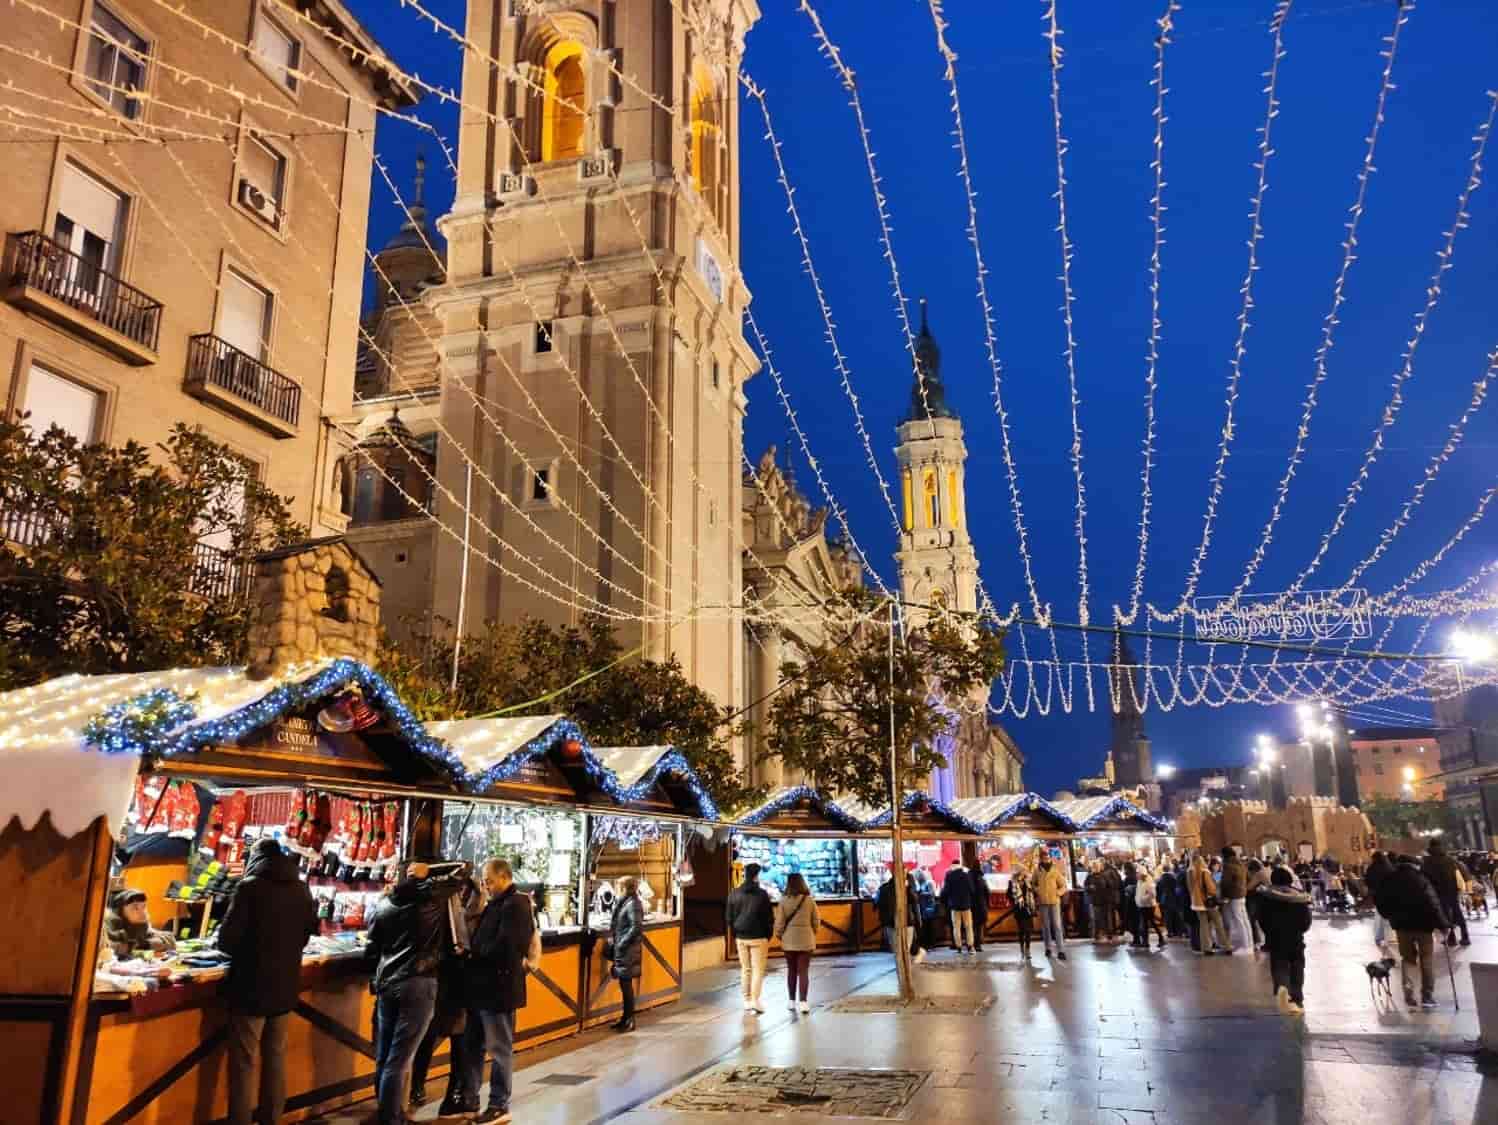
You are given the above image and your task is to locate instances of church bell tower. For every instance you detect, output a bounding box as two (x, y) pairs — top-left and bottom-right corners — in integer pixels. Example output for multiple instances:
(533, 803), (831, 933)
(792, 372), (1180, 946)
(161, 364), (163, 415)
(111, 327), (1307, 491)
(422, 0), (762, 715)
(894, 301), (978, 629)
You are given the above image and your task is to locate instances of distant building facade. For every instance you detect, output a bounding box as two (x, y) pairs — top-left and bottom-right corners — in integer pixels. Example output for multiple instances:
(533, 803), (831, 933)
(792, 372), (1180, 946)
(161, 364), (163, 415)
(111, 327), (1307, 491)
(1346, 726), (1442, 802)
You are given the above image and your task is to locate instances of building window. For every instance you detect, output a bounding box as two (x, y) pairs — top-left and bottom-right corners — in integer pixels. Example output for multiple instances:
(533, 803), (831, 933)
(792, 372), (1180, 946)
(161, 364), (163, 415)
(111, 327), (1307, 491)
(535, 320), (553, 354)
(541, 41), (586, 161)
(22, 364), (103, 444)
(238, 132), (288, 229)
(1393, 746), (1403, 755)
(251, 8), (302, 93)
(922, 469), (940, 529)
(901, 469), (914, 532)
(531, 467), (551, 503)
(53, 161), (128, 287)
(691, 64), (724, 228)
(83, 3), (149, 120)
(1373, 763), (1383, 776)
(218, 267), (273, 361)
(711, 359), (721, 390)
(708, 498), (719, 527)
(353, 467), (378, 523)
(1371, 747), (1381, 756)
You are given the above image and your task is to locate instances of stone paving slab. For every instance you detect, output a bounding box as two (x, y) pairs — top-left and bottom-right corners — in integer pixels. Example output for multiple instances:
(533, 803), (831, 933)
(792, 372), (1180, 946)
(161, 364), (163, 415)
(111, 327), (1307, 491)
(828, 993), (995, 1015)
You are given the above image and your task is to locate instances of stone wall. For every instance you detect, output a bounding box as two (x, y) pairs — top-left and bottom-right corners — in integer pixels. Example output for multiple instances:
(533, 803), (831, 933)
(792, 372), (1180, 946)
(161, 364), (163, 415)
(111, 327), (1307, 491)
(247, 539), (382, 678)
(1194, 796), (1375, 864)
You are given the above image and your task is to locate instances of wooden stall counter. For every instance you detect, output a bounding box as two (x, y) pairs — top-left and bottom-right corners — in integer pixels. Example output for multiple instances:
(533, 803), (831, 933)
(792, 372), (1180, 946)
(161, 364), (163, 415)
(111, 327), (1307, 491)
(80, 954), (373, 1125)
(582, 919), (682, 1030)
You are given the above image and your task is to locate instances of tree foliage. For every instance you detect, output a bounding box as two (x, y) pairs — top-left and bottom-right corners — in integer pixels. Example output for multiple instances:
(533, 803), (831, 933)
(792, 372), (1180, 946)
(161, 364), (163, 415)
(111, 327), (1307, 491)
(0, 419), (301, 689)
(377, 616), (758, 811)
(764, 588), (1007, 808)
(1362, 796), (1461, 842)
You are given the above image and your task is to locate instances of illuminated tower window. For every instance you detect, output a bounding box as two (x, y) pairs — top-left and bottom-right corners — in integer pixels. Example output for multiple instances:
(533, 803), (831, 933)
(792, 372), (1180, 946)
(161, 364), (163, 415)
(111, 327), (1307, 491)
(542, 41), (586, 161)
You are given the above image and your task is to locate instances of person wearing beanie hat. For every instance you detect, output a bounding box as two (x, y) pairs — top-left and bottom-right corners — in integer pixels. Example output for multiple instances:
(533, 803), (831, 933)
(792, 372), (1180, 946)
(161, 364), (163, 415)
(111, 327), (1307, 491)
(218, 837), (319, 1124)
(103, 888), (175, 960)
(1254, 866), (1312, 1014)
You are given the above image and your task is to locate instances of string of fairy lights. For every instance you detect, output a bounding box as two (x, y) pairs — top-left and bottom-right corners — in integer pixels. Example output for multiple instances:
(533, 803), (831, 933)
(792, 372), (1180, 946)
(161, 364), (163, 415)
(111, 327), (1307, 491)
(4, 0), (1498, 721)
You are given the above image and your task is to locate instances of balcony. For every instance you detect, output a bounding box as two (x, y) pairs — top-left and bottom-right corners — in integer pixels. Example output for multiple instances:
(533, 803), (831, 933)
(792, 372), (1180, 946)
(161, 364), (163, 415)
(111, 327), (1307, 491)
(184, 333), (301, 438)
(188, 541), (249, 600)
(3, 231), (163, 364)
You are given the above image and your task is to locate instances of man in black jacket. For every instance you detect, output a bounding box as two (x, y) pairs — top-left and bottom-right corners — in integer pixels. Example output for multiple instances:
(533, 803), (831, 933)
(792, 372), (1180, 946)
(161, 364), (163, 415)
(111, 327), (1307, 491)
(1422, 839), (1470, 947)
(876, 872), (925, 964)
(940, 862), (976, 954)
(1255, 866), (1312, 1014)
(726, 862), (774, 1013)
(463, 858), (534, 1124)
(968, 864), (989, 953)
(1374, 854), (1450, 1010)
(217, 837), (318, 1125)
(366, 860), (451, 1125)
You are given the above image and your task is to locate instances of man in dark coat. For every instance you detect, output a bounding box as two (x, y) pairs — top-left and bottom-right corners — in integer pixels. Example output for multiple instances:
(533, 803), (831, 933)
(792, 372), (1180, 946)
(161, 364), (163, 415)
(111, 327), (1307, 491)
(1374, 855), (1450, 1010)
(463, 858), (534, 1124)
(366, 860), (453, 1124)
(967, 864), (989, 952)
(1422, 839), (1469, 947)
(726, 862), (775, 1010)
(1255, 867), (1312, 1013)
(940, 861), (976, 953)
(217, 838), (318, 1125)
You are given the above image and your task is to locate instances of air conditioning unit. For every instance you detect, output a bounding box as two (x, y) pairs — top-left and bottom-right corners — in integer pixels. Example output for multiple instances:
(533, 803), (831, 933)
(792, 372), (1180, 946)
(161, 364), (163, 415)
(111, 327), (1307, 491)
(238, 178), (280, 227)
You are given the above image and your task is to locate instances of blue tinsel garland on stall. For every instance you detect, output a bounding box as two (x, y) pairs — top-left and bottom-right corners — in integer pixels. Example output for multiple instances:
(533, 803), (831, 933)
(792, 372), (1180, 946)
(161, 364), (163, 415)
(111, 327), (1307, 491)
(733, 785), (866, 833)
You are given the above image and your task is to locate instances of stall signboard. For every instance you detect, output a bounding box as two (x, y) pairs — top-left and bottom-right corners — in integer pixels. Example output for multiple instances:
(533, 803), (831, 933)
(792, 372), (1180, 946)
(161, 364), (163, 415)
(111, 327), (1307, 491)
(173, 706), (398, 782)
(484, 753), (576, 802)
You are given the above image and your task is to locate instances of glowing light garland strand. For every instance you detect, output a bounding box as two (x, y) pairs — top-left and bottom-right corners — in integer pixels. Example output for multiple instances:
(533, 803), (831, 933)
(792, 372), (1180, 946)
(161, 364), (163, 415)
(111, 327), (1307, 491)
(1178, 0), (1293, 611)
(1229, 1), (1411, 607)
(925, 0), (1067, 709)
(1279, 91), (1498, 602)
(1122, 1), (1180, 629)
(1042, 0), (1093, 652)
(739, 74), (904, 549)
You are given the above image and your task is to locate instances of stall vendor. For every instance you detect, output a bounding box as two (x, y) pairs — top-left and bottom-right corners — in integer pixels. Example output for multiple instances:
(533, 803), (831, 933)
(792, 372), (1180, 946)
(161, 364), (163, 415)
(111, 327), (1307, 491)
(103, 889), (176, 959)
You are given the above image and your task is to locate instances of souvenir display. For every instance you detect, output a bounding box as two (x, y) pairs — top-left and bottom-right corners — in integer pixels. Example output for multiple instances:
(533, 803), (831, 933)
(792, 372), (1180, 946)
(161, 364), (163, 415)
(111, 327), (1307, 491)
(735, 836), (853, 898)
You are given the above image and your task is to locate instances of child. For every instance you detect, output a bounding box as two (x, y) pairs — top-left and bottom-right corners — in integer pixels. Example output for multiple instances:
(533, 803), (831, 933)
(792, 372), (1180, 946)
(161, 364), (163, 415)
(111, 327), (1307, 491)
(1255, 865), (1313, 1014)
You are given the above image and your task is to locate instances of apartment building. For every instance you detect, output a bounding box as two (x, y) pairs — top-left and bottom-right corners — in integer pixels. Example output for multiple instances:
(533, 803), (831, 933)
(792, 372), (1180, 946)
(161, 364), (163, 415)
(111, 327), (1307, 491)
(2, 0), (415, 586)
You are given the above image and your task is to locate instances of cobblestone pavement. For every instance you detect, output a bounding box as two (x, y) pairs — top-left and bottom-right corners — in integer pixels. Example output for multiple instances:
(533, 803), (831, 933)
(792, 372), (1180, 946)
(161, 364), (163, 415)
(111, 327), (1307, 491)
(314, 910), (1498, 1125)
(659, 1065), (927, 1117)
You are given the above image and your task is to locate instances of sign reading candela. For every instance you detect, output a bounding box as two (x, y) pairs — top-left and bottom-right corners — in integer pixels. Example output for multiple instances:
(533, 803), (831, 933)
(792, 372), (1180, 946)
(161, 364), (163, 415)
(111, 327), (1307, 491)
(1191, 589), (1372, 643)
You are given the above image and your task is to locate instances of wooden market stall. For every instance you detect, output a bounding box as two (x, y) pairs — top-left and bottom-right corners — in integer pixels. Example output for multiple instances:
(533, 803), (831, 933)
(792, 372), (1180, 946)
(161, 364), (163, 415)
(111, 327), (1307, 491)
(1055, 796), (1174, 871)
(424, 720), (717, 1043)
(857, 791), (1086, 945)
(0, 656), (461, 1125)
(709, 787), (882, 959)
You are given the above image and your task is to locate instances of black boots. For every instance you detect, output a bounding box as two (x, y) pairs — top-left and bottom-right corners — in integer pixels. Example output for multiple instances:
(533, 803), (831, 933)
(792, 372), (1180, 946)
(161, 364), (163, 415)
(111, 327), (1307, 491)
(612, 1016), (636, 1032)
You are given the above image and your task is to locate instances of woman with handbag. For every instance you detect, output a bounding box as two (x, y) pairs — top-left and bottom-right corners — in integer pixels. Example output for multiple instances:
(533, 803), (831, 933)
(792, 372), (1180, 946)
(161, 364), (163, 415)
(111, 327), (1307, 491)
(607, 877), (645, 1032)
(1189, 853), (1231, 955)
(774, 873), (821, 1013)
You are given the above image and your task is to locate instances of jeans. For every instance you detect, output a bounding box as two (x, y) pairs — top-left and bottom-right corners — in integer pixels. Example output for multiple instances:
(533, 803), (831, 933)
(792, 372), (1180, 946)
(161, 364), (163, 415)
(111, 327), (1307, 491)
(227, 1010), (289, 1125)
(376, 977), (438, 1125)
(463, 1008), (515, 1113)
(1396, 930), (1436, 1002)
(1373, 912), (1392, 950)
(784, 950), (811, 1001)
(1246, 896), (1266, 947)
(1039, 903), (1064, 954)
(1270, 953), (1305, 1005)
(949, 909), (975, 949)
(738, 937), (769, 1005)
(1134, 904), (1164, 946)
(1195, 906), (1230, 952)
(1441, 894), (1470, 944)
(1224, 898), (1252, 951)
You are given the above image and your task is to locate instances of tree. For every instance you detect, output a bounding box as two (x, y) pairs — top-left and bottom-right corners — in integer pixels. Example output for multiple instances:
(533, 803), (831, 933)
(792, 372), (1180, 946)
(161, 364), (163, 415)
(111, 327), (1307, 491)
(1362, 796), (1461, 842)
(377, 615), (758, 811)
(0, 419), (301, 689)
(763, 587), (1006, 999)
(765, 588), (1006, 807)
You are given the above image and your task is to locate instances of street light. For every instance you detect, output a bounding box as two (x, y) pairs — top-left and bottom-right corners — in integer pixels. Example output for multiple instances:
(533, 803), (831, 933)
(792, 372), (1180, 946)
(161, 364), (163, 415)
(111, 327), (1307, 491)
(1156, 763), (1176, 779)
(1451, 628), (1496, 664)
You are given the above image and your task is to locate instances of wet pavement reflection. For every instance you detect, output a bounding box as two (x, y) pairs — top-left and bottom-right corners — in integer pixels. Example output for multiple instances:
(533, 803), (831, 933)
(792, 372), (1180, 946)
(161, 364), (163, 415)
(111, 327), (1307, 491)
(316, 912), (1498, 1124)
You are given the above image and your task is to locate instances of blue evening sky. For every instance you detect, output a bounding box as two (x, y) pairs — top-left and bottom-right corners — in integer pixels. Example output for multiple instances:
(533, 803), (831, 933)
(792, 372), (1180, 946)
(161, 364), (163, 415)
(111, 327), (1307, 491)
(349, 0), (1498, 797)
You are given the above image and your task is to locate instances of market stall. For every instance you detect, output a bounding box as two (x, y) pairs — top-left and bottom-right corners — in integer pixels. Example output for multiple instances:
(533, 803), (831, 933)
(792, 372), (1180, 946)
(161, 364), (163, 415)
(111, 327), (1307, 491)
(720, 787), (880, 958)
(859, 791), (1083, 944)
(0, 656), (463, 1125)
(425, 720), (715, 1040)
(1055, 796), (1174, 870)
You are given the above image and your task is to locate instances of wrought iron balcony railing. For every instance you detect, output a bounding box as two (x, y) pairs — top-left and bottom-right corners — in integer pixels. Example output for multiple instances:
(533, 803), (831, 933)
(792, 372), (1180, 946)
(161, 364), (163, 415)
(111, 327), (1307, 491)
(4, 230), (163, 354)
(185, 333), (301, 431)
